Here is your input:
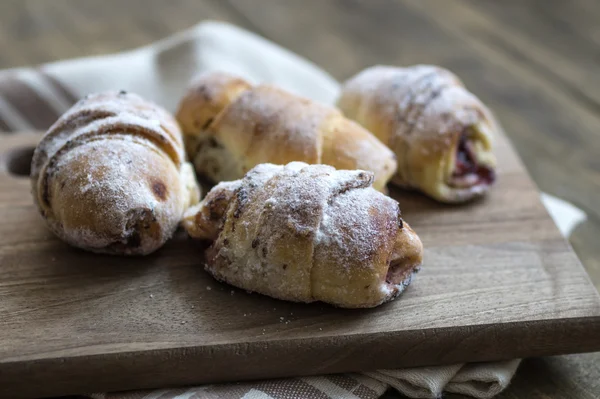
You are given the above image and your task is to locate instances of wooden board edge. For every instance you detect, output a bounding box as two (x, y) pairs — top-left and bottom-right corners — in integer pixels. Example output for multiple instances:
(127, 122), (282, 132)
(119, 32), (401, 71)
(2, 315), (599, 398)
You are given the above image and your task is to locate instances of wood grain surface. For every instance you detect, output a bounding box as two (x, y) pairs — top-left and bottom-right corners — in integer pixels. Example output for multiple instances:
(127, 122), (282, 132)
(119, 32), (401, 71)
(1, 1), (599, 398)
(0, 126), (599, 399)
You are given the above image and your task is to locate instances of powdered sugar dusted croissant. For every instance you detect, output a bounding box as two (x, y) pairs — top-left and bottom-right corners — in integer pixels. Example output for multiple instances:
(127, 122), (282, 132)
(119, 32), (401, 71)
(31, 91), (200, 255)
(176, 72), (397, 192)
(183, 162), (423, 308)
(338, 65), (497, 203)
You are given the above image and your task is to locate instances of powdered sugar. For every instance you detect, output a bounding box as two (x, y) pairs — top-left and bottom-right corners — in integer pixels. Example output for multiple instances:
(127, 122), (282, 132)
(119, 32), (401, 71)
(32, 91), (185, 183)
(32, 91), (199, 255)
(210, 179), (243, 193)
(184, 73), (395, 190)
(189, 161), (421, 307)
(237, 85), (332, 138)
(340, 64), (477, 144)
(216, 85), (331, 163)
(316, 188), (382, 256)
(339, 65), (497, 201)
(45, 136), (180, 253)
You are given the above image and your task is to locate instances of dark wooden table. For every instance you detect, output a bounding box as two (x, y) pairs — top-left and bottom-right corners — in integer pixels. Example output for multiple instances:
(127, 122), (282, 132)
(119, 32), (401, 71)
(1, 1), (599, 398)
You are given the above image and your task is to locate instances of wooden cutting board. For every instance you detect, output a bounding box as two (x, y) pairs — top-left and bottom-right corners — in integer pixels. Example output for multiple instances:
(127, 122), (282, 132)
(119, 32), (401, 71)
(0, 132), (599, 399)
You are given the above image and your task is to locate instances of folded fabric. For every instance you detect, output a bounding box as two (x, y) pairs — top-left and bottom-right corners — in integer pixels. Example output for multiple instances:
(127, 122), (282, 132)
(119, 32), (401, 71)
(0, 20), (524, 399)
(86, 360), (520, 399)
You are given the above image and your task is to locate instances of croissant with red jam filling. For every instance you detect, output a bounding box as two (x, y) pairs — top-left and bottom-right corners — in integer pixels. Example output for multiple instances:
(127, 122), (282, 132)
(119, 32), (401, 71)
(338, 65), (497, 203)
(183, 162), (423, 308)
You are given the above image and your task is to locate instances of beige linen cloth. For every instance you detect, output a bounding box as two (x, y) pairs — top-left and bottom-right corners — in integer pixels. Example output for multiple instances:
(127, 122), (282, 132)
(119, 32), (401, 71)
(0, 20), (525, 399)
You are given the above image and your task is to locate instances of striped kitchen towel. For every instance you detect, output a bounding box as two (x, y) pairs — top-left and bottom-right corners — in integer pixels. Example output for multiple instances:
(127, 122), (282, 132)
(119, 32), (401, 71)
(84, 361), (519, 399)
(0, 21), (522, 399)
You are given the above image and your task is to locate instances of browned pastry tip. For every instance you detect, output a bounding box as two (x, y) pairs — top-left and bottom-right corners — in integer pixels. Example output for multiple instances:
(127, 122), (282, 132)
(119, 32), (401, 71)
(176, 72), (252, 139)
(182, 180), (240, 242)
(386, 221), (423, 293)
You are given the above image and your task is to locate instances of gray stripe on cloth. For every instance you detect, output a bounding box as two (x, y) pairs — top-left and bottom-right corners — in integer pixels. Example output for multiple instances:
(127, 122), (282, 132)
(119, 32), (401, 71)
(301, 376), (364, 399)
(350, 384), (384, 399)
(343, 374), (386, 399)
(0, 72), (61, 130)
(327, 374), (384, 398)
(0, 93), (32, 131)
(0, 113), (11, 132)
(255, 377), (331, 399)
(16, 68), (73, 114)
(38, 68), (79, 104)
(326, 374), (360, 391)
(348, 373), (388, 396)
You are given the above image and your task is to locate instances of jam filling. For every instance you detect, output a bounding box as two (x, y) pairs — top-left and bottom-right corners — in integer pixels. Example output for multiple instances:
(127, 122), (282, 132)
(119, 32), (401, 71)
(450, 134), (495, 188)
(386, 258), (416, 286)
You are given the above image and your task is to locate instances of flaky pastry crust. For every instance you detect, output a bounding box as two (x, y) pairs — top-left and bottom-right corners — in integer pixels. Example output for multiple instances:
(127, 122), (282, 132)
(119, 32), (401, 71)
(176, 72), (397, 192)
(31, 91), (200, 255)
(183, 162), (423, 308)
(338, 65), (497, 203)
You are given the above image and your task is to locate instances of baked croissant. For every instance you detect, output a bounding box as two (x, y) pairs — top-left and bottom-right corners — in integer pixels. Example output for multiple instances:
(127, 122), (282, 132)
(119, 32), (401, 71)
(176, 72), (397, 192)
(338, 65), (497, 203)
(183, 162), (423, 308)
(31, 91), (200, 255)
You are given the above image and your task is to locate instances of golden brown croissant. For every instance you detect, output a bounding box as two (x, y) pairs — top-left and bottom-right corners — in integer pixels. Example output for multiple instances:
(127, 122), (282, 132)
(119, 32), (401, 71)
(183, 162), (423, 308)
(176, 72), (397, 192)
(31, 91), (200, 255)
(338, 65), (497, 203)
